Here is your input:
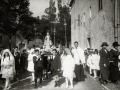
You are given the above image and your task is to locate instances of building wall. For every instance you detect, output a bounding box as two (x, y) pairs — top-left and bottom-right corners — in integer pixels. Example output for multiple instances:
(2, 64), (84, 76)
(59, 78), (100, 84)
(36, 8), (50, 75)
(71, 0), (115, 50)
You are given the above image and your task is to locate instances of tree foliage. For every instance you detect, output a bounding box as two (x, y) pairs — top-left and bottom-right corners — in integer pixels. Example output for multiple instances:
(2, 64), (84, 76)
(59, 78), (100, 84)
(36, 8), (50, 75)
(0, 0), (31, 37)
(56, 0), (71, 46)
(41, 0), (71, 46)
(44, 0), (56, 22)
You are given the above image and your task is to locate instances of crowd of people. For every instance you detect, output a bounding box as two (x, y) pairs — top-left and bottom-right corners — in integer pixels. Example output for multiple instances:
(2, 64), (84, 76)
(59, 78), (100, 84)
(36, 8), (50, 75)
(0, 41), (120, 90)
(85, 42), (120, 85)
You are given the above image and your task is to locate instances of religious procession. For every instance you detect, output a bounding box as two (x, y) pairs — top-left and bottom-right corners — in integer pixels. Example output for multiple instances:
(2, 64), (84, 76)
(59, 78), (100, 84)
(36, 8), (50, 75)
(0, 0), (120, 90)
(0, 31), (120, 90)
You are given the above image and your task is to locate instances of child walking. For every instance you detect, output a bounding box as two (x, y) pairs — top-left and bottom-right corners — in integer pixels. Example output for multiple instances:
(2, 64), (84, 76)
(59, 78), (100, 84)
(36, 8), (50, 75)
(61, 48), (75, 89)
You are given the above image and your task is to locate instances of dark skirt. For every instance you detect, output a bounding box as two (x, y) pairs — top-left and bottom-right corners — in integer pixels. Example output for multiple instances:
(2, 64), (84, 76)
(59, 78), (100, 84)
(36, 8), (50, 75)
(74, 65), (85, 81)
(43, 56), (48, 69)
(109, 63), (119, 81)
(100, 67), (109, 80)
(35, 68), (43, 78)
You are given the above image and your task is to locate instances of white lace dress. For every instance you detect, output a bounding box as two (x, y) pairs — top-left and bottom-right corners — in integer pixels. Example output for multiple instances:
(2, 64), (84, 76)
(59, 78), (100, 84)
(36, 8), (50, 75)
(1, 57), (15, 78)
(62, 55), (75, 78)
(27, 54), (34, 72)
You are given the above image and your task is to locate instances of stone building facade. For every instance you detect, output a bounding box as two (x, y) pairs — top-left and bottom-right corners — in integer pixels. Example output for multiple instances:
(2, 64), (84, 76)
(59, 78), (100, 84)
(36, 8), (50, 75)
(70, 0), (120, 50)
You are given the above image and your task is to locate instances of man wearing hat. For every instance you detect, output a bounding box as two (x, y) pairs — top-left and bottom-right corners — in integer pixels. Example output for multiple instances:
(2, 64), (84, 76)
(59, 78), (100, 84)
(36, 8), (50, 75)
(99, 42), (110, 85)
(109, 42), (120, 84)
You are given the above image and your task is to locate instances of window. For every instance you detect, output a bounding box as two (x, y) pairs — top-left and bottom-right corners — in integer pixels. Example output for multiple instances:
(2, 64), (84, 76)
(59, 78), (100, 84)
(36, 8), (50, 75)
(74, 21), (76, 30)
(83, 13), (85, 27)
(0, 36), (2, 44)
(78, 14), (80, 26)
(87, 38), (91, 48)
(98, 0), (102, 11)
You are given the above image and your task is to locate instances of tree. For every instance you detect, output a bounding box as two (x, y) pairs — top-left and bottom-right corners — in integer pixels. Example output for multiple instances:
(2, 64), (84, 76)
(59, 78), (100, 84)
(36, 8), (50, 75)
(39, 0), (57, 44)
(44, 0), (56, 22)
(56, 0), (71, 46)
(0, 0), (32, 49)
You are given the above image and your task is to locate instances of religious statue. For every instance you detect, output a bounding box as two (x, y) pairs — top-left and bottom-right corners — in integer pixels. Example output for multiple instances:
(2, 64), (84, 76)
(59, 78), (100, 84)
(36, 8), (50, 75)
(44, 32), (52, 50)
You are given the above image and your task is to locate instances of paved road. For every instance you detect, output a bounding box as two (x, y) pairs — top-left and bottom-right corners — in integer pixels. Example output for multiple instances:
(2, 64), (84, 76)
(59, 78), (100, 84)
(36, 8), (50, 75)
(0, 71), (120, 90)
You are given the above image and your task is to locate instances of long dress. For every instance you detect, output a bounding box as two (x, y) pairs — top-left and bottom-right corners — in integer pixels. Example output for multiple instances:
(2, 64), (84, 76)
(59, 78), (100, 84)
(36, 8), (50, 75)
(89, 54), (100, 70)
(27, 54), (34, 72)
(99, 48), (110, 81)
(62, 55), (75, 78)
(109, 48), (119, 82)
(1, 57), (15, 79)
(20, 53), (28, 70)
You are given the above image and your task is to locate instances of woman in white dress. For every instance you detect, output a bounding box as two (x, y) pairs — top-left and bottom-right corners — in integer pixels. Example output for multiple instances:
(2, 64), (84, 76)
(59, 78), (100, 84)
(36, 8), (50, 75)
(1, 49), (16, 90)
(27, 48), (35, 82)
(88, 49), (100, 78)
(61, 48), (75, 89)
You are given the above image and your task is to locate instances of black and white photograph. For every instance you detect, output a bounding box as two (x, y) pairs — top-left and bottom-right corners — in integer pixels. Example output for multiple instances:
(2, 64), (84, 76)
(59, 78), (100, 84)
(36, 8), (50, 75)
(0, 0), (120, 90)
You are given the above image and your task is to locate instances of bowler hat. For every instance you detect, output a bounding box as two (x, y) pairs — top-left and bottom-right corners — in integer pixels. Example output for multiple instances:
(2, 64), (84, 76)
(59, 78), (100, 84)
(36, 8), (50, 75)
(101, 42), (109, 47)
(112, 42), (120, 47)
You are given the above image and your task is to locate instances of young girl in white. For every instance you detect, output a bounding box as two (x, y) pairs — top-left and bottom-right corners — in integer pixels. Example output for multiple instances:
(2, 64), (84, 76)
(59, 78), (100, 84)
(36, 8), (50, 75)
(61, 48), (75, 89)
(1, 49), (16, 90)
(27, 48), (35, 82)
(88, 49), (100, 78)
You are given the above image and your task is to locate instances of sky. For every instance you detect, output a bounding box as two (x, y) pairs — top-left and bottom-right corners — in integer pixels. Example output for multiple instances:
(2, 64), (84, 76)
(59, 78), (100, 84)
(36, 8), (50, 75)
(29, 0), (70, 18)
(29, 0), (59, 18)
(29, 0), (50, 18)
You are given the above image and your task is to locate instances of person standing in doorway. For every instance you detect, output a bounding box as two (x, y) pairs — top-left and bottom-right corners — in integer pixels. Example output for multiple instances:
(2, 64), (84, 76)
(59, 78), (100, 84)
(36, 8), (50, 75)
(72, 41), (85, 82)
(99, 42), (110, 85)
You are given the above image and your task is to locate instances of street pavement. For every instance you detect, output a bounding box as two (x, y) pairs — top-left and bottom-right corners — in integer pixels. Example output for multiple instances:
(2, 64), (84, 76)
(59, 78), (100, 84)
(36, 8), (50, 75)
(0, 71), (120, 90)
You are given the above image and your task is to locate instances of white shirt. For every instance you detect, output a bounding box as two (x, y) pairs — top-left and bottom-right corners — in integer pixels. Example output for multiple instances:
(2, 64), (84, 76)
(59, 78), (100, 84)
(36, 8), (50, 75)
(53, 55), (55, 60)
(72, 47), (85, 65)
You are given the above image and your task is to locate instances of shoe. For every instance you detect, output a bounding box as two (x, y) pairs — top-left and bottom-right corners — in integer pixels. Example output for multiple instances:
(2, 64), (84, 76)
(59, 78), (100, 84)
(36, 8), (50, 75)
(103, 81), (107, 85)
(114, 81), (118, 85)
(65, 84), (68, 88)
(39, 80), (42, 88)
(39, 84), (42, 88)
(70, 85), (73, 90)
(54, 81), (57, 87)
(7, 85), (11, 89)
(34, 84), (37, 89)
(94, 76), (97, 79)
(73, 78), (78, 82)
(57, 81), (60, 87)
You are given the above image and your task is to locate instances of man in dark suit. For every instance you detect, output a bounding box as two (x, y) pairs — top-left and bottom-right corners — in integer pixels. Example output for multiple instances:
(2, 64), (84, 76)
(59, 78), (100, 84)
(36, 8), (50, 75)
(99, 42), (110, 85)
(20, 49), (28, 73)
(33, 49), (44, 89)
(50, 49), (61, 87)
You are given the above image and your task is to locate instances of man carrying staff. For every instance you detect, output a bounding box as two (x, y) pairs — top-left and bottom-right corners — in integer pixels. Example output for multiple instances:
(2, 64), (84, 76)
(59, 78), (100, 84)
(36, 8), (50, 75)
(72, 41), (85, 82)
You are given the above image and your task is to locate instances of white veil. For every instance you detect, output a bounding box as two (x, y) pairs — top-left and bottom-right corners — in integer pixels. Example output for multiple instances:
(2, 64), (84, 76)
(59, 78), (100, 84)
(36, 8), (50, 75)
(1, 49), (16, 75)
(1, 49), (14, 61)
